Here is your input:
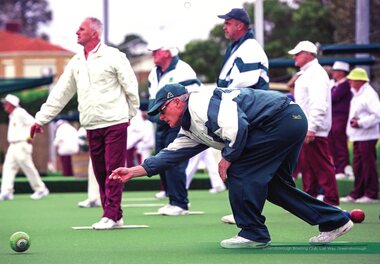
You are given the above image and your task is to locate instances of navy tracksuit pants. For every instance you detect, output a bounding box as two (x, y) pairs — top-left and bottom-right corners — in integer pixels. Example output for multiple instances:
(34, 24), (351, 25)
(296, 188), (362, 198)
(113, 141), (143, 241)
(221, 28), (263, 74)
(227, 104), (350, 243)
(156, 126), (189, 210)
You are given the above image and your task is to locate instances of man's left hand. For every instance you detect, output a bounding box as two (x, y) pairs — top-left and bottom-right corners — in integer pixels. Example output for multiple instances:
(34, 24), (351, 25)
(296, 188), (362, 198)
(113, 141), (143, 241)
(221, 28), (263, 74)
(218, 158), (231, 182)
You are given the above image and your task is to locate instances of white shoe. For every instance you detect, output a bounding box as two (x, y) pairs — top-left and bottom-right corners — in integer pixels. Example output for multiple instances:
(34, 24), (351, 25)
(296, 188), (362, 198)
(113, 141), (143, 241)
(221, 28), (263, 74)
(157, 204), (188, 216)
(155, 191), (167, 200)
(92, 217), (124, 230)
(335, 173), (347, 180)
(209, 186), (226, 194)
(30, 188), (49, 200)
(309, 220), (353, 245)
(339, 195), (356, 203)
(78, 198), (102, 208)
(355, 196), (379, 204)
(221, 214), (236, 224)
(316, 194), (325, 201)
(220, 235), (271, 249)
(344, 165), (354, 177)
(0, 192), (14, 201)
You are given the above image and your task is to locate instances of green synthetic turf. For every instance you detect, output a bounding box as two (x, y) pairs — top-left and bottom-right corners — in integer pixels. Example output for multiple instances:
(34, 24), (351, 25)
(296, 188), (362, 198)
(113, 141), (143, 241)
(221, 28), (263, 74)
(0, 190), (379, 264)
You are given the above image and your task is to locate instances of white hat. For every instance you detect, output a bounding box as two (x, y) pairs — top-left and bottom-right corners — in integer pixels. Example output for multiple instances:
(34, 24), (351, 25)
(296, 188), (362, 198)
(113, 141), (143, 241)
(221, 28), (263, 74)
(147, 41), (179, 56)
(288, 41), (318, 55)
(1, 94), (19, 107)
(332, 61), (350, 72)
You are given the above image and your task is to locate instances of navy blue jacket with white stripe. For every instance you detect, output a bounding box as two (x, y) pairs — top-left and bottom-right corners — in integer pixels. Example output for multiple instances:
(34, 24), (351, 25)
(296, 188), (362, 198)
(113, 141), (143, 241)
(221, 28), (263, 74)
(217, 29), (269, 90)
(142, 87), (291, 176)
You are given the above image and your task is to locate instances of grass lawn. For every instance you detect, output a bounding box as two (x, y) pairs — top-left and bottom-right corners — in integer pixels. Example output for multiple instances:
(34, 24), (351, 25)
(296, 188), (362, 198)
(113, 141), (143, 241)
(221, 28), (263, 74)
(0, 190), (379, 264)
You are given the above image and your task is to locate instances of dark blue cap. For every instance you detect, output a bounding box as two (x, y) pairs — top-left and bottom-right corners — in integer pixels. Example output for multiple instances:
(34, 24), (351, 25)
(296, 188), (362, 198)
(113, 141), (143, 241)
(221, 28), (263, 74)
(218, 8), (250, 25)
(147, 84), (188, 116)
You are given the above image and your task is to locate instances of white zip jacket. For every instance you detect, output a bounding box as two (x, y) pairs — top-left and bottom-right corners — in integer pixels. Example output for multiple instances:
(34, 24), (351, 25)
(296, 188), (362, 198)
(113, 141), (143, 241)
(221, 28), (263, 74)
(346, 82), (380, 141)
(35, 43), (139, 129)
(294, 59), (332, 137)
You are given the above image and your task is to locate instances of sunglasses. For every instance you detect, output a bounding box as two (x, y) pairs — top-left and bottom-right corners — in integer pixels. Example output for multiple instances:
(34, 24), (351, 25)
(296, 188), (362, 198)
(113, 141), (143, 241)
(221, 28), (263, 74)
(158, 98), (175, 114)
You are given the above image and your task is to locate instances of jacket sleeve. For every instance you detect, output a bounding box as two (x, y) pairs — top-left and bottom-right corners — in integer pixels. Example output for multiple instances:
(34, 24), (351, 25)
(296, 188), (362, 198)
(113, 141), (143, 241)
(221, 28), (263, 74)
(35, 61), (77, 125)
(358, 92), (380, 129)
(307, 74), (329, 132)
(115, 51), (140, 119)
(142, 133), (208, 176)
(209, 98), (249, 162)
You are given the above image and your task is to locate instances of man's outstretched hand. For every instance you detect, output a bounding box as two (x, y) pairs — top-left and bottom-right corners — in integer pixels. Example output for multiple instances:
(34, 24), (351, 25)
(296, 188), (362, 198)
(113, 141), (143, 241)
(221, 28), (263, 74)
(109, 165), (147, 183)
(30, 123), (44, 138)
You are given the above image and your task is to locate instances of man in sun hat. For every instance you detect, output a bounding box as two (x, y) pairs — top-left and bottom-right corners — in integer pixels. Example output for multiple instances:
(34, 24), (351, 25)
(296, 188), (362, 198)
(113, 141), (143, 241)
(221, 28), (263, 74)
(0, 94), (49, 201)
(288, 40), (340, 206)
(340, 68), (380, 204)
(328, 61), (353, 180)
(109, 83), (353, 249)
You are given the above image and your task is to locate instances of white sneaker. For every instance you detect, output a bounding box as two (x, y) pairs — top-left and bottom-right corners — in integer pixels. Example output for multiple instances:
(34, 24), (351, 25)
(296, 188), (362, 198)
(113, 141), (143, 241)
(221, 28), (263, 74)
(30, 188), (49, 200)
(316, 194), (325, 201)
(209, 186), (226, 194)
(157, 204), (188, 216)
(78, 198), (102, 208)
(220, 235), (271, 249)
(355, 196), (379, 204)
(309, 220), (353, 244)
(221, 214), (236, 224)
(344, 165), (354, 177)
(335, 173), (347, 180)
(0, 192), (14, 201)
(155, 191), (167, 200)
(92, 217), (124, 230)
(340, 195), (356, 203)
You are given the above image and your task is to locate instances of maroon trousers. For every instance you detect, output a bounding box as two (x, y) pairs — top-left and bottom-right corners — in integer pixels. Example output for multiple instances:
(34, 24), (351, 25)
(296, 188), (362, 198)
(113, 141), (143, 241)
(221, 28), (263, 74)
(350, 140), (379, 199)
(60, 155), (73, 176)
(299, 137), (340, 205)
(87, 122), (128, 221)
(328, 114), (350, 173)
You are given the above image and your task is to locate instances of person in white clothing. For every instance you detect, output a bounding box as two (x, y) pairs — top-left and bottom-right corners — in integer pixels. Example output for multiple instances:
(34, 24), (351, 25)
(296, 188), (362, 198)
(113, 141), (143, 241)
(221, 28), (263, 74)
(340, 68), (380, 204)
(0, 94), (49, 201)
(288, 41), (340, 207)
(186, 148), (226, 193)
(53, 119), (80, 176)
(126, 109), (155, 167)
(77, 126), (101, 208)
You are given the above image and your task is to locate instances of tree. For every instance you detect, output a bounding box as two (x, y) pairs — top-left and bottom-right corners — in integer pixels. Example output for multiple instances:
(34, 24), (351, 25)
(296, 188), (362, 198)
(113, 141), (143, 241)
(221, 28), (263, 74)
(0, 0), (52, 38)
(115, 34), (148, 59)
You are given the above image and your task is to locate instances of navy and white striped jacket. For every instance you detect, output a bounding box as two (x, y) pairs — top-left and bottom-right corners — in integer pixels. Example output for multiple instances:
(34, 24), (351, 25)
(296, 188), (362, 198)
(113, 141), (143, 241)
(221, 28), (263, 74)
(217, 29), (269, 90)
(142, 87), (291, 176)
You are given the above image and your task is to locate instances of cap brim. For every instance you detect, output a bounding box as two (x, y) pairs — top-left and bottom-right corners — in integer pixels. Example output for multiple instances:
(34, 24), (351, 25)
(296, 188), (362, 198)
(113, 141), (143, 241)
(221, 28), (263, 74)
(147, 103), (163, 116)
(288, 48), (299, 55)
(217, 14), (230, 19)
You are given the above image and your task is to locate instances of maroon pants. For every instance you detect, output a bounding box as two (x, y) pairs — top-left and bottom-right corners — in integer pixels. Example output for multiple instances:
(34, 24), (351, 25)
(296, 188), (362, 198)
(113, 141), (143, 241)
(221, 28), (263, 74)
(350, 140), (379, 199)
(60, 155), (73, 176)
(87, 122), (128, 221)
(328, 115), (350, 173)
(300, 137), (340, 205)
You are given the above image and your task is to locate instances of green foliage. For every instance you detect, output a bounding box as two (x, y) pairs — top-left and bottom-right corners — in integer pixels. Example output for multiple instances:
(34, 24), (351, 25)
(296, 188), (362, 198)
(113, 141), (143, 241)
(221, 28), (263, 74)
(0, 88), (78, 123)
(0, 0), (52, 38)
(180, 40), (224, 83)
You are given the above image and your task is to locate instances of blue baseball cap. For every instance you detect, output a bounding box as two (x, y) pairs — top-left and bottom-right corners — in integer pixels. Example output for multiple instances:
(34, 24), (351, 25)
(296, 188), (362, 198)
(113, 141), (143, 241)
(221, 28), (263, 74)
(218, 8), (250, 25)
(147, 84), (188, 116)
